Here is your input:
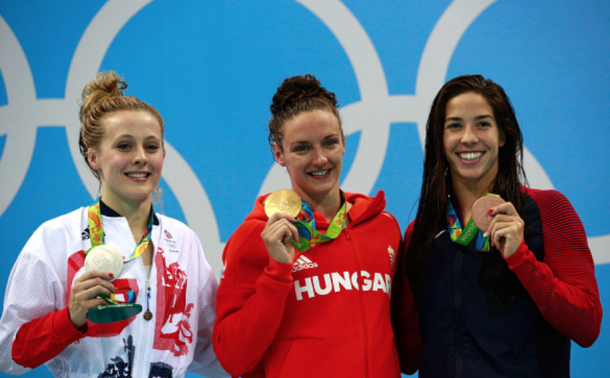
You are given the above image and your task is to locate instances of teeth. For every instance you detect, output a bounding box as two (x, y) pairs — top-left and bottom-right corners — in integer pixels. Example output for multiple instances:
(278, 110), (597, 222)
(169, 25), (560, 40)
(310, 170), (329, 176)
(127, 173), (147, 178)
(459, 152), (482, 161)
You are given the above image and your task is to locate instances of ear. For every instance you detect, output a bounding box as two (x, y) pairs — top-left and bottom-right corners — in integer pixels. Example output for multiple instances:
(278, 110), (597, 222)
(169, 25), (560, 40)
(497, 125), (506, 147)
(87, 148), (100, 171)
(499, 135), (506, 147)
(273, 142), (286, 167)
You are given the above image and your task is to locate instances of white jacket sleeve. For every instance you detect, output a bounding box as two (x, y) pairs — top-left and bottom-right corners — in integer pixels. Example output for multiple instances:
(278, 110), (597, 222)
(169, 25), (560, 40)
(185, 231), (228, 378)
(0, 223), (67, 374)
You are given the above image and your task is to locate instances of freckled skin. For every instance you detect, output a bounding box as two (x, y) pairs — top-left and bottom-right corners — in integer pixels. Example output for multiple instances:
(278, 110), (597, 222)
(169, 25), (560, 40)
(87, 110), (165, 210)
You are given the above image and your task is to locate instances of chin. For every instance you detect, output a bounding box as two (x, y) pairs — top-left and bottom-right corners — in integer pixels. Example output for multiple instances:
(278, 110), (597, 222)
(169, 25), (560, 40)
(308, 182), (339, 196)
(124, 192), (154, 202)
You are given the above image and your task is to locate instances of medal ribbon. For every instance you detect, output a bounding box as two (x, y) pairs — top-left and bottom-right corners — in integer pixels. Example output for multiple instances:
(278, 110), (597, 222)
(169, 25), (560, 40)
(290, 192), (347, 253)
(86, 198), (154, 263)
(446, 194), (500, 252)
(85, 198), (154, 303)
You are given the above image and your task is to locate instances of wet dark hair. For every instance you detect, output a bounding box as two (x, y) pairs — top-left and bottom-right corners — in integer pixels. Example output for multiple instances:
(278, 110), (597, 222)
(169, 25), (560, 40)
(407, 74), (528, 306)
(268, 74), (342, 159)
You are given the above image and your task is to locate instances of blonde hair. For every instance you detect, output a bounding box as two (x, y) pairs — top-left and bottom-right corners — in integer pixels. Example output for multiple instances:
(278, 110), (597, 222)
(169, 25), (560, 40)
(78, 71), (164, 201)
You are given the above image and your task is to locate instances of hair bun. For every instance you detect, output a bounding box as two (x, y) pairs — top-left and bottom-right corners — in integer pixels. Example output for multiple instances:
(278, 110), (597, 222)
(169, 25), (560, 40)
(79, 71), (127, 123)
(270, 74), (337, 115)
(267, 74), (342, 158)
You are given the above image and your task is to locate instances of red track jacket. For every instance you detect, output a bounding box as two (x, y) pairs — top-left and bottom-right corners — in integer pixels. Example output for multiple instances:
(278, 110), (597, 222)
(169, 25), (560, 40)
(213, 191), (417, 377)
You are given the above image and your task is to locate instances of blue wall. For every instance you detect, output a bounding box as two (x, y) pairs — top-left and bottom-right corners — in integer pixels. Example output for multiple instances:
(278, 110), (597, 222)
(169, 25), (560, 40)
(0, 1), (608, 376)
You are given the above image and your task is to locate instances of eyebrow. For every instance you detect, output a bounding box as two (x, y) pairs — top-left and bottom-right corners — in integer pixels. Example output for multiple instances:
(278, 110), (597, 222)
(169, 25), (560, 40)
(444, 115), (494, 122)
(290, 134), (340, 145)
(113, 134), (162, 141)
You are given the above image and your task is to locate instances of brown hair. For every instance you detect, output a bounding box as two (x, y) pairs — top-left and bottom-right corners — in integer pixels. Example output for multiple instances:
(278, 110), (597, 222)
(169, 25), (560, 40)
(78, 71), (164, 180)
(407, 75), (528, 304)
(268, 74), (342, 159)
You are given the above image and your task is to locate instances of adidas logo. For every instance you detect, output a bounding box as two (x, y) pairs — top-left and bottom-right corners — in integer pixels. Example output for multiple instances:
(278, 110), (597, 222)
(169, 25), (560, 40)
(293, 255), (318, 273)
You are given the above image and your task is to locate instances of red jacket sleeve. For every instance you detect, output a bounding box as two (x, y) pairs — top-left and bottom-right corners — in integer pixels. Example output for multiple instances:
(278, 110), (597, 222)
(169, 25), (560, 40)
(392, 222), (421, 375)
(212, 222), (293, 376)
(505, 189), (602, 347)
(12, 307), (85, 368)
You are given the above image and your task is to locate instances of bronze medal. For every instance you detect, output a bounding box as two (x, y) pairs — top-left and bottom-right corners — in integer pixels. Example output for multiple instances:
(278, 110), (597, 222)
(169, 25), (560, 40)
(472, 195), (506, 231)
(143, 310), (153, 320)
(264, 189), (302, 218)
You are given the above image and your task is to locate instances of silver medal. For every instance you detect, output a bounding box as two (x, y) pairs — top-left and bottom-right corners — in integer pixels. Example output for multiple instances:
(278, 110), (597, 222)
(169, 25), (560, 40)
(84, 245), (124, 281)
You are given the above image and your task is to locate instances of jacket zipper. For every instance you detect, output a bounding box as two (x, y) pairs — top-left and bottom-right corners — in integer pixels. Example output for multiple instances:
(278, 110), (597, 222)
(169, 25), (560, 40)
(345, 228), (370, 377)
(136, 259), (153, 377)
(454, 247), (462, 378)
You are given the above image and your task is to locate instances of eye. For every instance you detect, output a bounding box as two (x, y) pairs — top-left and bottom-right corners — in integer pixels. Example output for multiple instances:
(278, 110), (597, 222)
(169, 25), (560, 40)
(293, 144), (310, 153)
(445, 122), (461, 129)
(478, 121), (492, 128)
(117, 143), (131, 150)
(146, 144), (160, 152)
(323, 138), (339, 147)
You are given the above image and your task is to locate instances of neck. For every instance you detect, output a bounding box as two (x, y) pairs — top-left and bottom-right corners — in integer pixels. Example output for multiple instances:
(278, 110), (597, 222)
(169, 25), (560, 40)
(100, 193), (152, 239)
(451, 176), (495, 220)
(298, 190), (342, 223)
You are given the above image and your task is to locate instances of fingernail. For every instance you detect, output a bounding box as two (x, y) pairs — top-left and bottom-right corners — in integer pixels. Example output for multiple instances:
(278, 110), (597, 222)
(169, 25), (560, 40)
(483, 231), (489, 238)
(487, 209), (493, 214)
(109, 273), (114, 278)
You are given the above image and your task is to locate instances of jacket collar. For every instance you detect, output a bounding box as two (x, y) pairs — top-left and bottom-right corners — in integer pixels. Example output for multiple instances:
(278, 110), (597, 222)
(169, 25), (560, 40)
(247, 190), (387, 228)
(99, 199), (160, 226)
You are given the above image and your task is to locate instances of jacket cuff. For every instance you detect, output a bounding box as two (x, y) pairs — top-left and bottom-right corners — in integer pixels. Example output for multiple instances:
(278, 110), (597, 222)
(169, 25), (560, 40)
(264, 259), (293, 284)
(55, 307), (87, 343)
(505, 239), (530, 269)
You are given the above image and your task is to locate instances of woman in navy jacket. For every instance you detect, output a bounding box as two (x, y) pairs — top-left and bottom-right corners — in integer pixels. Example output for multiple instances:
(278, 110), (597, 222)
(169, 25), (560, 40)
(402, 75), (602, 377)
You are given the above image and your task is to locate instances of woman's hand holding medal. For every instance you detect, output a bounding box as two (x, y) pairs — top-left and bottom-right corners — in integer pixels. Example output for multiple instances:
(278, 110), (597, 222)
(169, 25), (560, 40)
(68, 270), (116, 328)
(475, 198), (525, 258)
(261, 212), (300, 264)
(262, 190), (301, 264)
(71, 244), (135, 326)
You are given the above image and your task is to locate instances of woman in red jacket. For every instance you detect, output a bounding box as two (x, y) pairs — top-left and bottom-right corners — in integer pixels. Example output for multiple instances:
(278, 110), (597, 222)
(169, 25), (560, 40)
(213, 75), (417, 377)
(404, 74), (602, 377)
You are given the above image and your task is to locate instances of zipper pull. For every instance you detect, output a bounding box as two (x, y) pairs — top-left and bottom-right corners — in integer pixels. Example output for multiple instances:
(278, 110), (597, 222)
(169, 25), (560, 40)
(143, 277), (153, 320)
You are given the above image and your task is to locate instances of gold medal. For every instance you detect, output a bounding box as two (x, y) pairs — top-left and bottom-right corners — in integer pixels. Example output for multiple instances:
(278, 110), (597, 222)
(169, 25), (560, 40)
(264, 189), (302, 218)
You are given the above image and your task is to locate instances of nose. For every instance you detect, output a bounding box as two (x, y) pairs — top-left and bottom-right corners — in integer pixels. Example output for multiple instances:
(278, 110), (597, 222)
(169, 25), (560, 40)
(312, 146), (328, 167)
(461, 124), (478, 145)
(132, 146), (148, 165)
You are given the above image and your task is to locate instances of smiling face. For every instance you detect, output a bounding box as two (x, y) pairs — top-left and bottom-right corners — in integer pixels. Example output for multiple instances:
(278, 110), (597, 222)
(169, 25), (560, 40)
(87, 110), (165, 208)
(443, 92), (505, 190)
(274, 109), (345, 205)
